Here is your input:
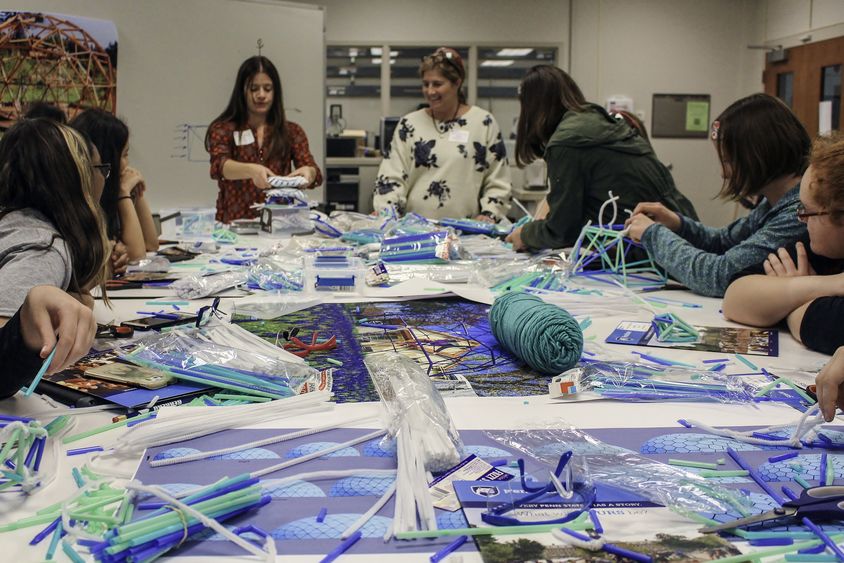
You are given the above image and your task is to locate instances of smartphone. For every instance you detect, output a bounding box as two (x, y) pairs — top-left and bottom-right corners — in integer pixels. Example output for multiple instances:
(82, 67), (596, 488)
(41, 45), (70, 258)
(120, 312), (198, 331)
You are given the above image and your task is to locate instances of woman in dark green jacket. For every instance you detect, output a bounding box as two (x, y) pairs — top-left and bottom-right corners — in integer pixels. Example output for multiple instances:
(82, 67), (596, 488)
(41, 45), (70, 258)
(506, 65), (697, 251)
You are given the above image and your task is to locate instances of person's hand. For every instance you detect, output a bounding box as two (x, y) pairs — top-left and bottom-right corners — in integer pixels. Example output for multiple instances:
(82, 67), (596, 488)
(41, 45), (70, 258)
(110, 240), (129, 276)
(248, 164), (275, 189)
(625, 213), (656, 242)
(816, 346), (844, 422)
(764, 241), (815, 277)
(505, 226), (528, 251)
(19, 286), (97, 374)
(120, 166), (145, 197)
(473, 214), (495, 223)
(626, 202), (682, 232)
(289, 166), (317, 187)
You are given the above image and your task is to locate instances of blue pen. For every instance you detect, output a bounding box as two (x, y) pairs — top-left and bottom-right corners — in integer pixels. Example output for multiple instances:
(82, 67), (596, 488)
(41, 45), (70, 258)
(316, 507), (328, 523)
(430, 535), (468, 563)
(320, 530), (362, 563)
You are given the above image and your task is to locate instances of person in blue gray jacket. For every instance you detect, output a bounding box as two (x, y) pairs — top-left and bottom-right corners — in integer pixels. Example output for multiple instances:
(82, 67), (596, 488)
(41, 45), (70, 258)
(625, 94), (810, 297)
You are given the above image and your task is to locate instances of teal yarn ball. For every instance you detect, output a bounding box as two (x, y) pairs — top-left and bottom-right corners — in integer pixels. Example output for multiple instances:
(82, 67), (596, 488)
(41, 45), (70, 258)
(489, 291), (584, 375)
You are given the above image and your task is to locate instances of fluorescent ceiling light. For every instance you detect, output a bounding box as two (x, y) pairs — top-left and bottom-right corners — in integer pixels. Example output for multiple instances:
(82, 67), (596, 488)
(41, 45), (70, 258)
(371, 58), (396, 65)
(370, 47), (382, 55)
(481, 59), (514, 67)
(497, 48), (533, 57)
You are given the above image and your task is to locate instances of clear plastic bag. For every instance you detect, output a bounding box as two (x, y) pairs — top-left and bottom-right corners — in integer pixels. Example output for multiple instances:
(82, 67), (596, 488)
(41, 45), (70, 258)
(380, 231), (459, 263)
(382, 261), (475, 284)
(553, 360), (757, 403)
(125, 256), (171, 273)
(459, 234), (518, 258)
(366, 353), (463, 472)
(170, 270), (248, 299)
(233, 294), (324, 321)
(125, 327), (318, 395)
(470, 255), (562, 289)
(247, 259), (304, 292)
(487, 425), (750, 515)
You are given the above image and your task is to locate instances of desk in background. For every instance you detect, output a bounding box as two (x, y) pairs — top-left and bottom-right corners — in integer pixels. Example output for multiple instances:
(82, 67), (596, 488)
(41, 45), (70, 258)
(325, 156), (383, 214)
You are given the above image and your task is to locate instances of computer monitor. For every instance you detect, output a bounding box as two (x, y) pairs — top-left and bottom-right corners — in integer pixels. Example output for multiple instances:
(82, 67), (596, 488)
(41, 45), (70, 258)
(379, 116), (401, 157)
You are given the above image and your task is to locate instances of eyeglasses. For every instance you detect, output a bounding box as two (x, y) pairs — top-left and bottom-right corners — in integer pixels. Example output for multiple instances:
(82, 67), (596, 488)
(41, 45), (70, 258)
(796, 202), (835, 223)
(93, 163), (111, 180)
(422, 50), (464, 77)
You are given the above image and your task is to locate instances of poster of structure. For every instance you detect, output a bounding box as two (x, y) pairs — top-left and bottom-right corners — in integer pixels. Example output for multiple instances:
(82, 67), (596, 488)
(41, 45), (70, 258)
(0, 11), (117, 128)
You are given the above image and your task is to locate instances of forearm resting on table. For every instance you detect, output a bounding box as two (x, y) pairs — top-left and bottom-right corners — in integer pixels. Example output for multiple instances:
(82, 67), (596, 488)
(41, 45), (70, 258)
(723, 274), (840, 326)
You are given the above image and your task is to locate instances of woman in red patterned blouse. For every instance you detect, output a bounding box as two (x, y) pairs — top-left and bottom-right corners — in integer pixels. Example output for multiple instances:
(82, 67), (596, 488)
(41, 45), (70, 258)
(205, 56), (323, 223)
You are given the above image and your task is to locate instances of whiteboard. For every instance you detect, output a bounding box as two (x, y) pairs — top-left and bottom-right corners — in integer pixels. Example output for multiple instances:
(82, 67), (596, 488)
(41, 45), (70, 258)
(6, 0), (326, 209)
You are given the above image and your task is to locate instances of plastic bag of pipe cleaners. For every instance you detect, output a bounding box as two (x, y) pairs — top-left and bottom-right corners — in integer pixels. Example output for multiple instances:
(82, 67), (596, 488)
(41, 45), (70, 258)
(366, 353), (464, 472)
(550, 360), (756, 403)
(170, 270), (249, 299)
(487, 425), (750, 514)
(246, 259), (304, 292)
(380, 230), (460, 263)
(470, 255), (562, 290)
(124, 328), (317, 393)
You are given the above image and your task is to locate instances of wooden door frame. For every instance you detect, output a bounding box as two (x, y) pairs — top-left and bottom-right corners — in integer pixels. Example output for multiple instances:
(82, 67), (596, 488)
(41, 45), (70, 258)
(764, 35), (844, 133)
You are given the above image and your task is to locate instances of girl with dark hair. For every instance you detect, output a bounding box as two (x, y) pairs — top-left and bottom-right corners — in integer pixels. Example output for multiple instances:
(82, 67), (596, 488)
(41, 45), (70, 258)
(372, 47), (511, 221)
(724, 133), (844, 354)
(205, 56), (322, 223)
(0, 118), (110, 318)
(71, 108), (158, 262)
(507, 65), (696, 251)
(627, 93), (810, 297)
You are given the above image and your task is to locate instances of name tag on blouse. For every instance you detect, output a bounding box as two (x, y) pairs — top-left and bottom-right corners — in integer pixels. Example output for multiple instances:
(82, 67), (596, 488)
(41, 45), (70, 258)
(449, 130), (469, 143)
(234, 129), (256, 146)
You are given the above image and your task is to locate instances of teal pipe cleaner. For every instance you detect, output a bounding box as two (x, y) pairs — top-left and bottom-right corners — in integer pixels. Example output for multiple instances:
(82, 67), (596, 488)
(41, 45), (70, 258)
(489, 292), (583, 375)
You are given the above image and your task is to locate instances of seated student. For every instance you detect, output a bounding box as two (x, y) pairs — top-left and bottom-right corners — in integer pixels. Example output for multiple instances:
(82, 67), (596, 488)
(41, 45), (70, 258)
(71, 109), (159, 262)
(206, 56), (323, 224)
(372, 47), (511, 221)
(531, 109), (658, 221)
(23, 101), (67, 124)
(626, 93), (810, 297)
(0, 286), (97, 399)
(0, 118), (110, 317)
(723, 133), (844, 357)
(507, 65), (696, 251)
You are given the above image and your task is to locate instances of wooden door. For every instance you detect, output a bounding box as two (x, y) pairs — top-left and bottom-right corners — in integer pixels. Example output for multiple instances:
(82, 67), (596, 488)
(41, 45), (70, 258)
(764, 36), (844, 133)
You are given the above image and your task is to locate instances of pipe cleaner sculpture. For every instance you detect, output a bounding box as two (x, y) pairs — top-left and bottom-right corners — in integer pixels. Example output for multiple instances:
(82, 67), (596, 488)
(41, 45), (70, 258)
(569, 192), (667, 289)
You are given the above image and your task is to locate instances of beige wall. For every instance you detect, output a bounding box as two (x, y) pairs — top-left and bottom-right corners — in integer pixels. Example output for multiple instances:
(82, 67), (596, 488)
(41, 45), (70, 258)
(762, 0), (844, 45)
(570, 0), (764, 226)
(298, 0), (770, 226)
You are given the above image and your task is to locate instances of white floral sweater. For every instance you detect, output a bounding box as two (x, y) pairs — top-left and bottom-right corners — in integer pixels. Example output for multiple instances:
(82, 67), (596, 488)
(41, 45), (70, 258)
(372, 106), (512, 220)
